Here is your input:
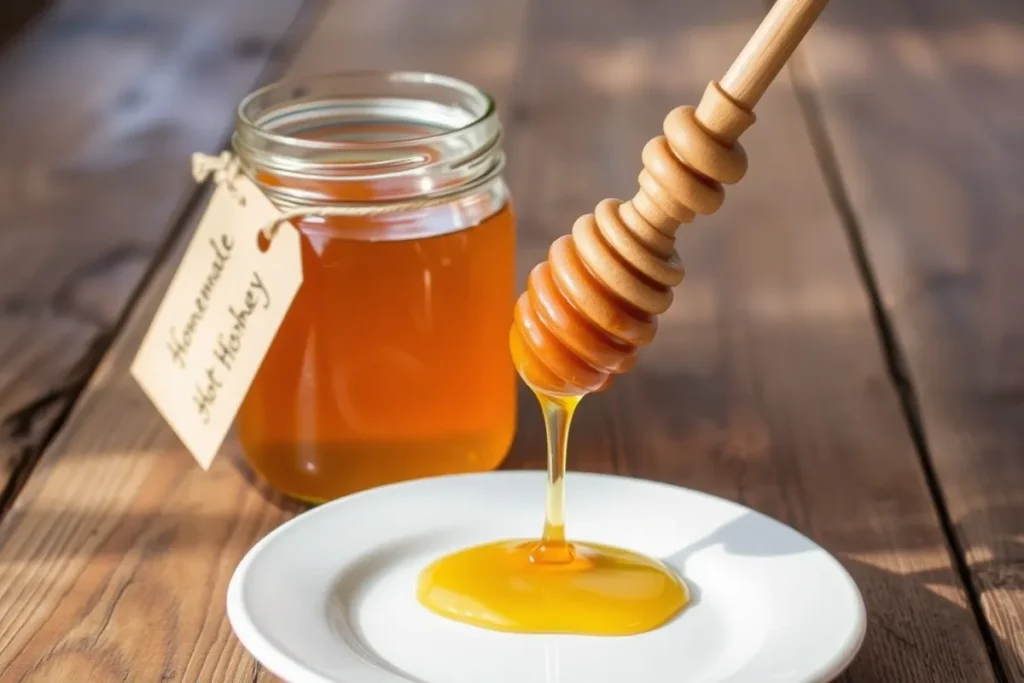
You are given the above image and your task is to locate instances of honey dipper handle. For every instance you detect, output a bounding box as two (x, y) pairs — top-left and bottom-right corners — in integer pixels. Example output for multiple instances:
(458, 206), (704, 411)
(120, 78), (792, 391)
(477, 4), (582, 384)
(720, 0), (829, 110)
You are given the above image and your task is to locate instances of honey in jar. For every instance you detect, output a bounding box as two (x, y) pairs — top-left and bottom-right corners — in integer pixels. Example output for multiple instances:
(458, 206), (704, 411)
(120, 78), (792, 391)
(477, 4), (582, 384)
(231, 72), (516, 503)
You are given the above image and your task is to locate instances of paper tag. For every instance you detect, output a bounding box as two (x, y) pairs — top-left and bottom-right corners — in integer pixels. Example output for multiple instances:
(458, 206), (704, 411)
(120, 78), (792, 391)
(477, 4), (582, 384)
(130, 175), (302, 469)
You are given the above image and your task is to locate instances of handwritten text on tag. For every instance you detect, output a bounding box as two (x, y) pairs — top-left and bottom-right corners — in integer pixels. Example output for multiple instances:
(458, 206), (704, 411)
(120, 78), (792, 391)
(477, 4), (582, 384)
(131, 175), (302, 469)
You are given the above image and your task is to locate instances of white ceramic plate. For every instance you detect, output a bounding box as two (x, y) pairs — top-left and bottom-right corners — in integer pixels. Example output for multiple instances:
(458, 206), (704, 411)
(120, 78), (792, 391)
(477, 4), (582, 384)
(228, 471), (866, 683)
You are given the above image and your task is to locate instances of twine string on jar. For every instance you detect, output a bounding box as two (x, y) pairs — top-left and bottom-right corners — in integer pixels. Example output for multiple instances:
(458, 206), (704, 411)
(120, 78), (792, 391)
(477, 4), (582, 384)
(191, 151), (500, 242)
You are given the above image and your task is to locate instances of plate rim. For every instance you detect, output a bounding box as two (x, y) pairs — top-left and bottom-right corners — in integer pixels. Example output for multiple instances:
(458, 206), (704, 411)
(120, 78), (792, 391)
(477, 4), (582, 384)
(227, 470), (867, 683)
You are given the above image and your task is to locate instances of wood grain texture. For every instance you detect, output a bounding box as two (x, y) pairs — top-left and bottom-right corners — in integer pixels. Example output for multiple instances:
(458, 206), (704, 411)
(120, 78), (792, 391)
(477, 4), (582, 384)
(719, 0), (828, 108)
(0, 0), (1007, 681)
(0, 0), (307, 497)
(0, 1), (531, 680)
(502, 0), (998, 680)
(0, 0), (48, 49)
(796, 0), (1024, 678)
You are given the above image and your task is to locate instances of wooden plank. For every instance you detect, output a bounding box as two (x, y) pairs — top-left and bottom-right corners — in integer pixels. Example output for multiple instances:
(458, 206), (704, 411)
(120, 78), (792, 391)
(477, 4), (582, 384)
(501, 0), (998, 680)
(795, 0), (1024, 678)
(0, 2), (531, 680)
(0, 0), (308, 497)
(0, 0), (48, 49)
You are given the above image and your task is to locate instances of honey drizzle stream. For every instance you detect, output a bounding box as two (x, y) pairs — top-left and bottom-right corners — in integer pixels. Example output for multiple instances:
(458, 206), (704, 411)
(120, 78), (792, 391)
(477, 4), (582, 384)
(533, 393), (581, 563)
(416, 351), (688, 635)
(416, 384), (689, 635)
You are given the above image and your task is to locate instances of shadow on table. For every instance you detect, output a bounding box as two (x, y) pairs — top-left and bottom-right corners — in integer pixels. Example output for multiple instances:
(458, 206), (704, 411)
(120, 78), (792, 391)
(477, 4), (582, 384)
(662, 510), (1017, 681)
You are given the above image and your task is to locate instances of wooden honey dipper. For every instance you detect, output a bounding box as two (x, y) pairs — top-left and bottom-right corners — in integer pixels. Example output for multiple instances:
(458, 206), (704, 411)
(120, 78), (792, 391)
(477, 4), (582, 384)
(510, 0), (830, 396)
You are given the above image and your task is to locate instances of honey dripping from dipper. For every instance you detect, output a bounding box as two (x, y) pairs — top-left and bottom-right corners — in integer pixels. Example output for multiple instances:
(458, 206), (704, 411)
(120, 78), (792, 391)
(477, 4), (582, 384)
(416, 91), (738, 635)
(417, 388), (689, 635)
(417, 0), (829, 636)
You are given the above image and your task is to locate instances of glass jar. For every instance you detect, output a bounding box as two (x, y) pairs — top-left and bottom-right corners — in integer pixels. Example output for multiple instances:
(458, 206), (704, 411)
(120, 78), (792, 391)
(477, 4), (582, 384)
(232, 72), (517, 503)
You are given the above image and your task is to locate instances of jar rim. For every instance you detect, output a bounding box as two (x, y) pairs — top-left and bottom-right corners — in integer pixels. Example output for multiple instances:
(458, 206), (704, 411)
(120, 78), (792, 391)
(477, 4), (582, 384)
(232, 70), (505, 208)
(235, 70), (497, 154)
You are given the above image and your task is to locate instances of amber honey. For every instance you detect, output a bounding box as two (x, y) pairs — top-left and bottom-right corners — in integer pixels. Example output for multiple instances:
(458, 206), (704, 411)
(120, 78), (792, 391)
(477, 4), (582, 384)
(418, 390), (688, 636)
(238, 204), (515, 502)
(232, 72), (516, 502)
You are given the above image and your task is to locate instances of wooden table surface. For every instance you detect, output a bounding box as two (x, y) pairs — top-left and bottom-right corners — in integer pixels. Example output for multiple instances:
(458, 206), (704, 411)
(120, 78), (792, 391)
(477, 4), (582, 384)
(0, 0), (1021, 681)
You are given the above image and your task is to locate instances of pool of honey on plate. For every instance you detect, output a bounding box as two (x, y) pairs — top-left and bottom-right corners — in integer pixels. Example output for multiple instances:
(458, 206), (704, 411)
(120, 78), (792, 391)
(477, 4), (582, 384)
(417, 338), (688, 636)
(236, 121), (517, 503)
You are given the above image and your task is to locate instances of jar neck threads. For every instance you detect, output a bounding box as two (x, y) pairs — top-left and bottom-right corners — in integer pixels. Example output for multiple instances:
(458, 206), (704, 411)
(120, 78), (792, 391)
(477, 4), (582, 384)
(233, 71), (504, 210)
